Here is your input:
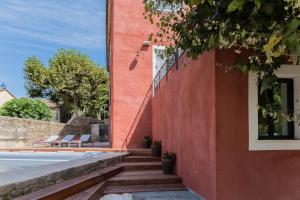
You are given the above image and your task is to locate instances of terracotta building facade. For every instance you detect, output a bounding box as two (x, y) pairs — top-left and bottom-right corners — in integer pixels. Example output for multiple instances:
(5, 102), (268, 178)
(107, 1), (300, 199)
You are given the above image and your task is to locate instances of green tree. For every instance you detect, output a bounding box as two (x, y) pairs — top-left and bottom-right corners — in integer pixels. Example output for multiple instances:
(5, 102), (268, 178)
(0, 98), (52, 121)
(144, 0), (299, 82)
(24, 49), (109, 119)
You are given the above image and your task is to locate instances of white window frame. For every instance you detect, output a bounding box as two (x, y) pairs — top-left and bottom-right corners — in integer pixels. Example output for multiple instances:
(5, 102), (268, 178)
(249, 64), (300, 151)
(152, 0), (181, 12)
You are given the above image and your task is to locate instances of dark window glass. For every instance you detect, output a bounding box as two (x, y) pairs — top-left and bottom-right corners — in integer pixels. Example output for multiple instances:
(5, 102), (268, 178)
(258, 78), (294, 140)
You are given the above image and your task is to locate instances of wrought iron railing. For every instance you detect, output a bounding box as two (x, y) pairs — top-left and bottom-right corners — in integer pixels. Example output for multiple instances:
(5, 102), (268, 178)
(153, 49), (184, 93)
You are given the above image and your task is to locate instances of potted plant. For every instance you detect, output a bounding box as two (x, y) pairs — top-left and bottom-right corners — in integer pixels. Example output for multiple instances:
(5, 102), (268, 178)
(143, 136), (152, 148)
(161, 151), (176, 175)
(151, 141), (161, 157)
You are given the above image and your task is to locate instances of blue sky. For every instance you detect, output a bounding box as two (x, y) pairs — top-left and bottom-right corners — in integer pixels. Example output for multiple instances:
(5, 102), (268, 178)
(0, 0), (106, 97)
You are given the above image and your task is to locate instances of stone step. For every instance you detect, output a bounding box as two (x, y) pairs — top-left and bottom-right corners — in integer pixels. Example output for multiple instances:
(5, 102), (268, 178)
(127, 149), (152, 156)
(116, 170), (164, 177)
(14, 165), (123, 200)
(103, 183), (187, 195)
(121, 162), (162, 171)
(106, 170), (182, 186)
(123, 156), (161, 163)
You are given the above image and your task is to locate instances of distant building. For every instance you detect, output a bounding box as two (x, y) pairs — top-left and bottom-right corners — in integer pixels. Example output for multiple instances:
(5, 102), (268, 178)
(0, 88), (15, 106)
(0, 86), (71, 123)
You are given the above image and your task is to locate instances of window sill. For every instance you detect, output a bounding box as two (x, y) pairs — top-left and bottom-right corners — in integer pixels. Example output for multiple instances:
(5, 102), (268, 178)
(249, 139), (300, 151)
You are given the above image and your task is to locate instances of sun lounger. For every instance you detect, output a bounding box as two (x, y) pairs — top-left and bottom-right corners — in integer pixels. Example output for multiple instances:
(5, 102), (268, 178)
(70, 134), (91, 147)
(43, 135), (60, 147)
(51, 135), (75, 147)
(32, 135), (59, 147)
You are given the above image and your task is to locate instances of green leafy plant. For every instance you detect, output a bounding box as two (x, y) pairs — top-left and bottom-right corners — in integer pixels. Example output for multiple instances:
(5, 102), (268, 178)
(144, 136), (151, 140)
(162, 151), (176, 160)
(144, 0), (300, 120)
(153, 141), (161, 146)
(24, 49), (109, 119)
(0, 98), (52, 121)
(161, 151), (176, 174)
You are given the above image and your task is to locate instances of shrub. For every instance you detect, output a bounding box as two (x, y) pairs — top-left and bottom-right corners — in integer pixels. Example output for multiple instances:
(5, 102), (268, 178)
(0, 98), (52, 121)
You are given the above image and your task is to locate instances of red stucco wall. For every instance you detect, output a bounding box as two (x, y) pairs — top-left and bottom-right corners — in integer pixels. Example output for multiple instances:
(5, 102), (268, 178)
(215, 49), (300, 200)
(109, 0), (300, 198)
(152, 51), (217, 200)
(109, 0), (158, 149)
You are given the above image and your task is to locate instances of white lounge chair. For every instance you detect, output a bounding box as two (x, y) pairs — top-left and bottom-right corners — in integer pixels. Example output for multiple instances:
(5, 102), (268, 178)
(44, 135), (59, 147)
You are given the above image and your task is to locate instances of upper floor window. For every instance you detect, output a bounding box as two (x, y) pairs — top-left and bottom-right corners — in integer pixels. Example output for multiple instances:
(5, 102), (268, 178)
(150, 0), (181, 12)
(153, 46), (166, 80)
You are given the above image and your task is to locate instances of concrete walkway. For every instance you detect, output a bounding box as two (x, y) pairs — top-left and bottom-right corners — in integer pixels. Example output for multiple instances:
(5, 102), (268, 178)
(132, 191), (204, 200)
(101, 191), (204, 200)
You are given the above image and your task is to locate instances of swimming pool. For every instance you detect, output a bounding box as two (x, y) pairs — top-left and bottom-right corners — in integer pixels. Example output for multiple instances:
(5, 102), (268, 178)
(0, 151), (105, 173)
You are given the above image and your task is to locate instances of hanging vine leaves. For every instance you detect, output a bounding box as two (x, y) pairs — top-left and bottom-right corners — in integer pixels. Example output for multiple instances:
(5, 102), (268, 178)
(144, 0), (300, 119)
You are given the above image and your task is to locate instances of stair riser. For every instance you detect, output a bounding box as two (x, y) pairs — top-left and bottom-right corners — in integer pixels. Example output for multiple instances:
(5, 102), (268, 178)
(88, 183), (107, 200)
(103, 187), (187, 195)
(123, 165), (162, 171)
(129, 153), (152, 156)
(128, 150), (151, 156)
(64, 182), (107, 200)
(123, 158), (161, 162)
(106, 178), (182, 186)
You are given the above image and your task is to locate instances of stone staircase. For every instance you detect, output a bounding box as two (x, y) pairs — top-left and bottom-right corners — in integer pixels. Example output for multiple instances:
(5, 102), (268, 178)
(15, 150), (186, 200)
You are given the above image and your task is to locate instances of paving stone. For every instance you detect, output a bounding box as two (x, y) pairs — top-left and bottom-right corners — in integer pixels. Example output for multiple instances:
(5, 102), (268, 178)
(100, 193), (134, 200)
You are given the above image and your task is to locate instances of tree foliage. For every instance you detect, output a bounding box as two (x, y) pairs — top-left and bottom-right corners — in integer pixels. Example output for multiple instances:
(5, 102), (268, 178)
(144, 0), (300, 119)
(0, 98), (52, 121)
(24, 49), (109, 119)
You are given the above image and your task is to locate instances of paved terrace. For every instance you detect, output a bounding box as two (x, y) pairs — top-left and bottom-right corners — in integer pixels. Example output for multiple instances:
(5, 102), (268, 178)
(12, 152), (204, 200)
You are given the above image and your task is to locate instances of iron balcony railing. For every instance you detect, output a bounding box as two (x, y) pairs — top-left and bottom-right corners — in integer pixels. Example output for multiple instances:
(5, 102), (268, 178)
(153, 49), (184, 93)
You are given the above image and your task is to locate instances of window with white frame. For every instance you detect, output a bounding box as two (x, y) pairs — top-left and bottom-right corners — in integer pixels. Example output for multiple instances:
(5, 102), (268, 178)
(249, 65), (300, 150)
(152, 46), (166, 80)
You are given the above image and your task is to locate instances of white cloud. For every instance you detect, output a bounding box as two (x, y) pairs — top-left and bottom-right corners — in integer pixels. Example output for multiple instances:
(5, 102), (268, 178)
(0, 0), (106, 49)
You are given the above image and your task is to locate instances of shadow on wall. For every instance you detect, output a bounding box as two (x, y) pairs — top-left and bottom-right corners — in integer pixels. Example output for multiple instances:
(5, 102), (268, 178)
(129, 59), (138, 71)
(129, 45), (150, 71)
(121, 50), (153, 149)
(121, 97), (152, 149)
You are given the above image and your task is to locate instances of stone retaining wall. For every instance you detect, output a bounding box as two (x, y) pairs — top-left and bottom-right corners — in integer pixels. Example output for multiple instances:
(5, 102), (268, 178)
(0, 116), (82, 147)
(67, 116), (102, 134)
